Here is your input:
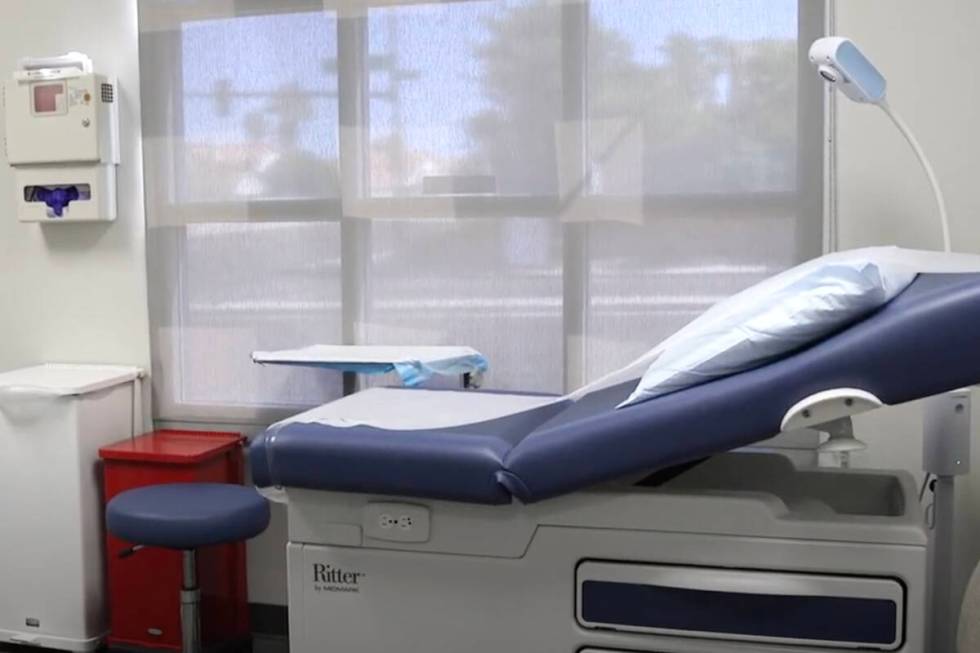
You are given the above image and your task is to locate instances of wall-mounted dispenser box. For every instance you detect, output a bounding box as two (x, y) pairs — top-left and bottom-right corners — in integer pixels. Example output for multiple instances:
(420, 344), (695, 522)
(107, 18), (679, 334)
(2, 52), (119, 222)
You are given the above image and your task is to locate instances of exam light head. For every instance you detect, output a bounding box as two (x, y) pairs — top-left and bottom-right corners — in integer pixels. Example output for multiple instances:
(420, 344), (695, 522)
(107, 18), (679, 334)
(809, 37), (887, 105)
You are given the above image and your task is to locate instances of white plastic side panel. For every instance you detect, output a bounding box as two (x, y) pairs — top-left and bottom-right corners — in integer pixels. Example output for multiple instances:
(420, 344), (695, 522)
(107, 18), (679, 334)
(923, 390), (971, 476)
(0, 382), (132, 651)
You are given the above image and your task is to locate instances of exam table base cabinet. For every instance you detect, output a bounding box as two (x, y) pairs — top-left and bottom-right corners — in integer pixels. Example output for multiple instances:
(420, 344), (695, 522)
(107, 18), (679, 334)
(283, 455), (926, 653)
(100, 430), (249, 651)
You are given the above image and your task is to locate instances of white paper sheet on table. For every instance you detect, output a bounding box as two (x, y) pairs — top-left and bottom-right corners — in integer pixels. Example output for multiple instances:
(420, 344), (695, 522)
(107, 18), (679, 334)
(274, 387), (563, 431)
(259, 386), (564, 504)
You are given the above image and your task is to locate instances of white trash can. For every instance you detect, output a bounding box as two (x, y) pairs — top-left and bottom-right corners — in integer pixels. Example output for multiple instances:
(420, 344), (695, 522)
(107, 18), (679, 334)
(0, 363), (142, 651)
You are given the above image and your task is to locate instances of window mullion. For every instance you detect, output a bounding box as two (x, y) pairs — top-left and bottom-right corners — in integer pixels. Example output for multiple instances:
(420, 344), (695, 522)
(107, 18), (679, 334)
(798, 0), (829, 256)
(561, 0), (590, 393)
(337, 7), (371, 394)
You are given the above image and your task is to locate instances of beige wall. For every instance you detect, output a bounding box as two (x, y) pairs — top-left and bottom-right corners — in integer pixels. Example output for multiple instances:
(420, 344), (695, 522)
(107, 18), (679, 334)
(0, 0), (151, 375)
(836, 0), (980, 618)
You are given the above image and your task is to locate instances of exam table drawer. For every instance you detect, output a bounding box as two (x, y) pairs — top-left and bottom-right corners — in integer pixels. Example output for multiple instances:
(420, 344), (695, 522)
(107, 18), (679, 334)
(576, 561), (904, 650)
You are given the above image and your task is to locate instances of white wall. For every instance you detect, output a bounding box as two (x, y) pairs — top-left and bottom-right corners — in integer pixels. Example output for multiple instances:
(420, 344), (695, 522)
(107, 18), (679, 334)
(0, 0), (150, 374)
(836, 0), (980, 621)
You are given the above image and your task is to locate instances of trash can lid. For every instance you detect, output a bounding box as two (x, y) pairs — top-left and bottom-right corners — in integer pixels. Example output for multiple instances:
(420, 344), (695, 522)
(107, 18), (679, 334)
(0, 363), (143, 396)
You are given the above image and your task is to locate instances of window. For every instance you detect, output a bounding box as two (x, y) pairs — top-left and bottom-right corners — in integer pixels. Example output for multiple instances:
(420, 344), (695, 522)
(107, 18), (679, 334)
(366, 1), (564, 198)
(176, 11), (340, 203)
(140, 0), (825, 423)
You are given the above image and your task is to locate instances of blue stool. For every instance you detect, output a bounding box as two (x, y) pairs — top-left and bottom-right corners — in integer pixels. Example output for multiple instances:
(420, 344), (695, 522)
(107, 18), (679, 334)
(106, 483), (271, 653)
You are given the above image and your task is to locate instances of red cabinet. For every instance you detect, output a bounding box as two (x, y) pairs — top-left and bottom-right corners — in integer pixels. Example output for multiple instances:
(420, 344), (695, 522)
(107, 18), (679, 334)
(100, 430), (249, 651)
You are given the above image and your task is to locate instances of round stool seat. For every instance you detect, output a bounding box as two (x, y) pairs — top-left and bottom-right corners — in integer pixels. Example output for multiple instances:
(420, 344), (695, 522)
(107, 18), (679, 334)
(107, 483), (271, 549)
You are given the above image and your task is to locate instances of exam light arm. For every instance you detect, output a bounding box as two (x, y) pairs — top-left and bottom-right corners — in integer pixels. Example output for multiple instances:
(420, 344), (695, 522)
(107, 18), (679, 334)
(877, 101), (951, 253)
(809, 37), (951, 253)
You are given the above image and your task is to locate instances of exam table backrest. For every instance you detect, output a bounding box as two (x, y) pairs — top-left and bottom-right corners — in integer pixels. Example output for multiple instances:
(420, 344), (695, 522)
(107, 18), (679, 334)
(501, 273), (980, 501)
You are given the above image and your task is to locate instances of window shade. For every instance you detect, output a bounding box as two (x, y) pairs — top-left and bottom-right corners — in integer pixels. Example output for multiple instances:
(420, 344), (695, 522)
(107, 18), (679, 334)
(140, 0), (825, 423)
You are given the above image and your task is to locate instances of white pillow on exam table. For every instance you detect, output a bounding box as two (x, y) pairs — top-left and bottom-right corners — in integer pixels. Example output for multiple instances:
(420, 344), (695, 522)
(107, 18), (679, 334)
(618, 246), (980, 408)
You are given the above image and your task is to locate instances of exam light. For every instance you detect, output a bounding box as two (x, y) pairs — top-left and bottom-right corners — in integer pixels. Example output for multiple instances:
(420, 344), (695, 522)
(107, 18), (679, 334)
(809, 37), (951, 253)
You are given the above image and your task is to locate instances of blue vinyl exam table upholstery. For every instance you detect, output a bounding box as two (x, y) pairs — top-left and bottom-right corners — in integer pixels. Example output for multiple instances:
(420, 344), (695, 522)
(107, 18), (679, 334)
(251, 273), (980, 504)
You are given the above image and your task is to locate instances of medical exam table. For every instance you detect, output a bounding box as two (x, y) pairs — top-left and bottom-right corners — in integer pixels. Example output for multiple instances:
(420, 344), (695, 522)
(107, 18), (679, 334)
(251, 272), (980, 653)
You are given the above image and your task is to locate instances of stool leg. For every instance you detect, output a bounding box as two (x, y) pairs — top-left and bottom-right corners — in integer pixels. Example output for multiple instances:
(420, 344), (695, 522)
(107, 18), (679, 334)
(181, 550), (201, 653)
